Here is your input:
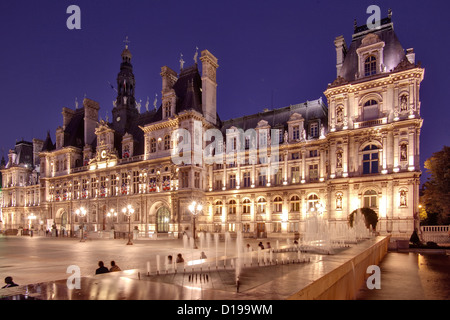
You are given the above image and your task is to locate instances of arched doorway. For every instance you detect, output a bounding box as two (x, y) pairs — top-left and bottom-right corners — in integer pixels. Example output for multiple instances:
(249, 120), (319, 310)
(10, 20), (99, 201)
(60, 211), (68, 236)
(156, 207), (170, 233)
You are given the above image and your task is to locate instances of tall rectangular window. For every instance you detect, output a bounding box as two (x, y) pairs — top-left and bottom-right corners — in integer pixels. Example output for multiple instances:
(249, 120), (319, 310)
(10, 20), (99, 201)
(100, 176), (107, 197)
(309, 164), (318, 181)
(291, 166), (300, 183)
(293, 125), (299, 140)
(310, 123), (318, 138)
(181, 171), (189, 188)
(194, 172), (200, 189)
(243, 172), (251, 188)
(73, 180), (79, 200)
(258, 171), (266, 186)
(133, 171), (139, 194)
(364, 56), (377, 76)
(229, 174), (236, 188)
(110, 174), (117, 196)
(362, 145), (379, 174)
(121, 172), (129, 195)
(90, 177), (97, 198)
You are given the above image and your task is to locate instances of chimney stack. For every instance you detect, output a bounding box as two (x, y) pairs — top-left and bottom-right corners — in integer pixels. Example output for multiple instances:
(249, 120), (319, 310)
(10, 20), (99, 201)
(83, 98), (100, 146)
(334, 36), (347, 77)
(200, 50), (219, 125)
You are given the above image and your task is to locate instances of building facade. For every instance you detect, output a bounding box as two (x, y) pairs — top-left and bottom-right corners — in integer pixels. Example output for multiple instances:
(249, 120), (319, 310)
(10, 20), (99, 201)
(0, 15), (424, 239)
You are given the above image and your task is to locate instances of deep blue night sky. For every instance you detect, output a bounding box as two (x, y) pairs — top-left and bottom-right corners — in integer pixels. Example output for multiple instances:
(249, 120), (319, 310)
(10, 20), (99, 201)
(0, 0), (449, 185)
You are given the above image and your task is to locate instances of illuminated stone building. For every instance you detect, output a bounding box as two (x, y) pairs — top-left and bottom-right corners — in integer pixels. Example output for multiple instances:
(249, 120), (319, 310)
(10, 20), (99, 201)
(0, 15), (423, 239)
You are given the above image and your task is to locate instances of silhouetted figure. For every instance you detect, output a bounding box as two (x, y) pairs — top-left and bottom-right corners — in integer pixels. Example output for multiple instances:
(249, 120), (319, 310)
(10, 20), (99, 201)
(109, 261), (121, 272)
(176, 253), (184, 263)
(2, 276), (18, 288)
(95, 261), (109, 274)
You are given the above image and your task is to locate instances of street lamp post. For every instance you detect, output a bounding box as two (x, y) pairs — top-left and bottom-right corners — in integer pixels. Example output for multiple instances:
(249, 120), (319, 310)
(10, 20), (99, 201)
(122, 205), (134, 245)
(75, 207), (87, 242)
(188, 201), (203, 249)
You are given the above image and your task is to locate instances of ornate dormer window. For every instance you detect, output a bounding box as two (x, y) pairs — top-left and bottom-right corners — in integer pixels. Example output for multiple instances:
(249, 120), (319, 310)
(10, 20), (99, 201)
(287, 113), (304, 142)
(356, 33), (385, 78)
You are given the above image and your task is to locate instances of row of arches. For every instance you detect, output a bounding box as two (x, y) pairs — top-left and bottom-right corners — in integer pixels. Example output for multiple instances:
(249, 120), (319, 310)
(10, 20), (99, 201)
(55, 202), (172, 233)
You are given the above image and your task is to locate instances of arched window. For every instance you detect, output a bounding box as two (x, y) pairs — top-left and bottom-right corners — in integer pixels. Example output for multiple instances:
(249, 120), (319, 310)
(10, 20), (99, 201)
(362, 144), (379, 174)
(307, 194), (319, 211)
(242, 199), (251, 214)
(290, 195), (300, 212)
(257, 198), (266, 214)
(363, 99), (379, 120)
(363, 190), (377, 208)
(273, 196), (282, 213)
(214, 201), (223, 216)
(228, 199), (237, 214)
(364, 56), (377, 76)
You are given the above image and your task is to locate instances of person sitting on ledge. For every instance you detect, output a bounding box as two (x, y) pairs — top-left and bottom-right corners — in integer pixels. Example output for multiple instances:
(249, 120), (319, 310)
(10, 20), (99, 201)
(176, 253), (184, 263)
(2, 276), (18, 288)
(95, 261), (109, 274)
(110, 260), (121, 272)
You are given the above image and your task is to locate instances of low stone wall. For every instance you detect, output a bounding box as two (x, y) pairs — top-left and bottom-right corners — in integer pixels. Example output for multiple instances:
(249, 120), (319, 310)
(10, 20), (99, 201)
(288, 236), (390, 300)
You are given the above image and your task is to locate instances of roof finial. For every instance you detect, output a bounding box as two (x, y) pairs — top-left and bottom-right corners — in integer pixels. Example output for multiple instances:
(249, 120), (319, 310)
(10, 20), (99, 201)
(180, 53), (185, 70)
(123, 36), (131, 49)
(153, 93), (158, 110)
(388, 8), (392, 19)
(194, 46), (199, 64)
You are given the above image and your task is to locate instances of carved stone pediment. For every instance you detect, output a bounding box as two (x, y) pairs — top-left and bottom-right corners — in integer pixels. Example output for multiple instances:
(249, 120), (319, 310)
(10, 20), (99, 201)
(360, 33), (382, 47)
(288, 112), (304, 122)
(256, 119), (269, 128)
(393, 56), (415, 72)
(329, 76), (349, 88)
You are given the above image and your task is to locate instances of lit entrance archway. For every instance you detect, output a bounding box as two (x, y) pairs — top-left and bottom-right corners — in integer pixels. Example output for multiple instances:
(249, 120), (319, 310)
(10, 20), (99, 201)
(156, 207), (170, 233)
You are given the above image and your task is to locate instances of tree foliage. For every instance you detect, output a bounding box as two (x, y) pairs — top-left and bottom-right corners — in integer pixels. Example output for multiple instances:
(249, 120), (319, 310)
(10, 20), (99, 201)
(348, 207), (378, 230)
(422, 146), (450, 224)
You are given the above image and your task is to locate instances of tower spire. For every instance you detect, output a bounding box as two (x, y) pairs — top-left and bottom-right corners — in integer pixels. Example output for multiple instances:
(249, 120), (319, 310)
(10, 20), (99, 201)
(112, 37), (137, 133)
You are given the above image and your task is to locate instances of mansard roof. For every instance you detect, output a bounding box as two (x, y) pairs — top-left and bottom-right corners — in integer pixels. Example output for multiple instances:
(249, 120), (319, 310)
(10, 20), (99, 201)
(41, 131), (55, 152)
(173, 65), (203, 115)
(221, 98), (327, 133)
(63, 108), (85, 148)
(338, 17), (406, 82)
